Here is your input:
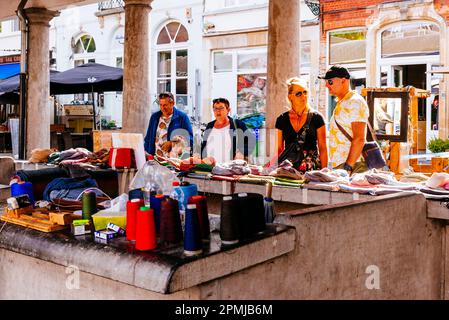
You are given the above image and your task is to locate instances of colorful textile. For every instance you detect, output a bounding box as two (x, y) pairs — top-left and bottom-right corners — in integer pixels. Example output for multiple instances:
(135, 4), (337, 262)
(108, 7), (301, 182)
(212, 159), (251, 176)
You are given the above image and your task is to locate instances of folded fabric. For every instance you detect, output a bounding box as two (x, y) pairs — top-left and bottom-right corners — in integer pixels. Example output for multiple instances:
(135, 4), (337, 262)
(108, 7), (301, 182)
(273, 180), (303, 187)
(303, 182), (340, 192)
(426, 172), (449, 189)
(305, 168), (349, 183)
(269, 167), (303, 180)
(238, 175), (276, 185)
(420, 187), (449, 196)
(186, 172), (212, 179)
(399, 170), (429, 183)
(211, 175), (240, 182)
(43, 177), (98, 201)
(212, 160), (251, 176)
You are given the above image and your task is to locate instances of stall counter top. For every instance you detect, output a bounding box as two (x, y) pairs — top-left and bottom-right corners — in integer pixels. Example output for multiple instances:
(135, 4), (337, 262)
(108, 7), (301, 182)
(184, 177), (374, 205)
(0, 219), (295, 294)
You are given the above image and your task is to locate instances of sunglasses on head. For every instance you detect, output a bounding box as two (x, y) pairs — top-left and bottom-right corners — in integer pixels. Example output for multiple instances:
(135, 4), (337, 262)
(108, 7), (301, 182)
(158, 92), (174, 100)
(291, 90), (308, 97)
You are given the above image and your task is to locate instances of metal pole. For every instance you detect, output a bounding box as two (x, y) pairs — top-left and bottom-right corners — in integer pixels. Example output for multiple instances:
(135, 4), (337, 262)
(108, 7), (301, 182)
(17, 0), (29, 159)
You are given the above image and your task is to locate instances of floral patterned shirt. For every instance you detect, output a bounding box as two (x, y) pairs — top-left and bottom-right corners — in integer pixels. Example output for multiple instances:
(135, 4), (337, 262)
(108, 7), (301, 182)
(328, 90), (369, 167)
(155, 115), (172, 157)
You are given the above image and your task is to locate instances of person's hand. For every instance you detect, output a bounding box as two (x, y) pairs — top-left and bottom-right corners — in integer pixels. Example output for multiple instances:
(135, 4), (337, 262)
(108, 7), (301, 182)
(161, 141), (173, 153)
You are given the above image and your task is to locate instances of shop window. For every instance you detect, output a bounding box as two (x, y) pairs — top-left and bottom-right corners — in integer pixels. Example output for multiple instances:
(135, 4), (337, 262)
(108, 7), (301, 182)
(237, 49), (267, 73)
(329, 29), (366, 64)
(213, 52), (232, 73)
(301, 41), (311, 69)
(155, 22), (190, 114)
(381, 22), (439, 58)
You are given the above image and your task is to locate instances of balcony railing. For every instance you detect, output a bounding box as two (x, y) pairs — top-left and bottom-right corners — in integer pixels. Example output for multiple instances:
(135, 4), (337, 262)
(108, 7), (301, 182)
(98, 0), (125, 11)
(305, 0), (320, 16)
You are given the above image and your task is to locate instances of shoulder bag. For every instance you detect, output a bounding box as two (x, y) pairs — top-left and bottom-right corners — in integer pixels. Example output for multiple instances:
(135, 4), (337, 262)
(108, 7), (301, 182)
(334, 118), (387, 169)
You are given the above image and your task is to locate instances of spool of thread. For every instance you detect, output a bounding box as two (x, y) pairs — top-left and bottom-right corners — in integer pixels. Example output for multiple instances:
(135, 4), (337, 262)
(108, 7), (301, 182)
(177, 182), (198, 213)
(246, 193), (266, 235)
(135, 206), (157, 251)
(82, 191), (97, 221)
(159, 198), (183, 245)
(126, 198), (143, 241)
(188, 195), (210, 242)
(11, 181), (35, 206)
(128, 188), (143, 200)
(220, 195), (239, 245)
(150, 194), (165, 235)
(235, 193), (251, 240)
(184, 204), (203, 256)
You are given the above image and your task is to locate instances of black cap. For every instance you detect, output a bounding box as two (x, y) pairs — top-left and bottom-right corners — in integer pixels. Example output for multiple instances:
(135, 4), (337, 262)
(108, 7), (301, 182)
(318, 65), (351, 80)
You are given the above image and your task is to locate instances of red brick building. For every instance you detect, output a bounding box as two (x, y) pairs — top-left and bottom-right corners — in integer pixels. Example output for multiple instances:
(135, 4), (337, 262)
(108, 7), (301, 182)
(319, 0), (449, 150)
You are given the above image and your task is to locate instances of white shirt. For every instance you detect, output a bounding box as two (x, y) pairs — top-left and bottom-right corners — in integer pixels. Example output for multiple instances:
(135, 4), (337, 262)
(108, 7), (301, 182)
(206, 124), (232, 164)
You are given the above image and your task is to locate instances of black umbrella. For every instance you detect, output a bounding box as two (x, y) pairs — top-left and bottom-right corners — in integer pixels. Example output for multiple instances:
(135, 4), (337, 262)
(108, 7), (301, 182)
(50, 63), (123, 130)
(0, 70), (60, 94)
(49, 62), (123, 95)
(0, 92), (19, 105)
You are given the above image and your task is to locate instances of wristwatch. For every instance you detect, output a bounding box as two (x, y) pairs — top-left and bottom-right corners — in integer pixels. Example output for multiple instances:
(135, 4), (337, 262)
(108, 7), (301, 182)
(343, 163), (353, 173)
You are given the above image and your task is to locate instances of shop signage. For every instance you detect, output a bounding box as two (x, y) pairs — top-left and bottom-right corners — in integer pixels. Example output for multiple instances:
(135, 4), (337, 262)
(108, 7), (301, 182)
(0, 55), (20, 65)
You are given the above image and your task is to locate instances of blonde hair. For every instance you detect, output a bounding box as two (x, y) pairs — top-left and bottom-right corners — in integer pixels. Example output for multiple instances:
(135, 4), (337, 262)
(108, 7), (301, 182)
(285, 77), (310, 110)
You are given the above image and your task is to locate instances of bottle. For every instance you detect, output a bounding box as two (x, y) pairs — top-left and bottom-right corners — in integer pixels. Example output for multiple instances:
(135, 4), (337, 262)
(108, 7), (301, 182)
(143, 182), (152, 208)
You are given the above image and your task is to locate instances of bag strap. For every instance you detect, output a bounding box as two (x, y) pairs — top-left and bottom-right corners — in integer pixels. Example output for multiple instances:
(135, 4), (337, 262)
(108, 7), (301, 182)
(297, 111), (313, 143)
(334, 118), (379, 143)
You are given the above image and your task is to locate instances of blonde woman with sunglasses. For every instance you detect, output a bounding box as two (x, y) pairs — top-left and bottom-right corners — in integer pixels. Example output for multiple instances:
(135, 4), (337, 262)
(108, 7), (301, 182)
(273, 77), (328, 172)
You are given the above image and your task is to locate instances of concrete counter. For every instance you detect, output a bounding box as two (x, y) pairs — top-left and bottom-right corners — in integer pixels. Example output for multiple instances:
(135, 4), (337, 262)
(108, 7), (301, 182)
(0, 220), (295, 298)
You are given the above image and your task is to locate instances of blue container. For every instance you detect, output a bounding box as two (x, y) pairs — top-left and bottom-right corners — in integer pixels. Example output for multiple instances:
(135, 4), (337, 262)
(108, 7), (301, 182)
(11, 181), (35, 206)
(174, 183), (198, 212)
(183, 204), (202, 256)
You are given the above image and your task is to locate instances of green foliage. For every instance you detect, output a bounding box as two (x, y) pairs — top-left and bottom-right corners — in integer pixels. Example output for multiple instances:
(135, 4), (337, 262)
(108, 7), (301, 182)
(427, 137), (449, 153)
(100, 119), (117, 129)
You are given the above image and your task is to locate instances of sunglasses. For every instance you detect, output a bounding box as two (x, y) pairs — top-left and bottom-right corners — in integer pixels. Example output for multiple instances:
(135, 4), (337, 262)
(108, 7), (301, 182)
(291, 90), (308, 97)
(158, 92), (174, 100)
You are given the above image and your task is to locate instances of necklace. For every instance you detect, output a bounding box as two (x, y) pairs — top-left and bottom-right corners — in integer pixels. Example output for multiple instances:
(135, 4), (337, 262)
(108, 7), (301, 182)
(290, 107), (308, 132)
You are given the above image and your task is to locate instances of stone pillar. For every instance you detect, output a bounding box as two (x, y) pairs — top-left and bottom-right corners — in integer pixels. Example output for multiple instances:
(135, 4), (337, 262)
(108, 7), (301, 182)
(122, 0), (152, 134)
(24, 8), (59, 158)
(265, 0), (300, 157)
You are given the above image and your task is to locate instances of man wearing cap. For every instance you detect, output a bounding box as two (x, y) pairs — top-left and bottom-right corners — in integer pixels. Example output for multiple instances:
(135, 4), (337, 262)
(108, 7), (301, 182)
(319, 65), (369, 174)
(144, 92), (193, 158)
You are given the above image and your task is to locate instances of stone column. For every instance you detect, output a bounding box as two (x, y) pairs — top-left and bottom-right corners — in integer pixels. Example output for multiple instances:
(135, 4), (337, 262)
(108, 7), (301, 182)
(24, 8), (59, 158)
(265, 0), (300, 157)
(122, 0), (152, 134)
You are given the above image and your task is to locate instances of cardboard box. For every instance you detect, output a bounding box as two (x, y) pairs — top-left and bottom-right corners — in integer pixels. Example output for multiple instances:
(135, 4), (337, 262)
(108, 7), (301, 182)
(106, 222), (125, 236)
(94, 229), (118, 241)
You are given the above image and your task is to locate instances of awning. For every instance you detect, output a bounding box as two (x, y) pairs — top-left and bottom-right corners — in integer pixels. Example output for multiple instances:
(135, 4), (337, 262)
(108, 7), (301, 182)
(0, 63), (20, 80)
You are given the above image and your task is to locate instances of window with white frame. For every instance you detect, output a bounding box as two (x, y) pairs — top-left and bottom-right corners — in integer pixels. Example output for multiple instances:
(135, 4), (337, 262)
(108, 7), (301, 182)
(329, 29), (366, 65)
(72, 34), (96, 102)
(381, 22), (439, 59)
(11, 18), (19, 32)
(156, 21), (190, 115)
